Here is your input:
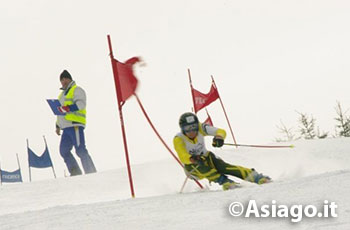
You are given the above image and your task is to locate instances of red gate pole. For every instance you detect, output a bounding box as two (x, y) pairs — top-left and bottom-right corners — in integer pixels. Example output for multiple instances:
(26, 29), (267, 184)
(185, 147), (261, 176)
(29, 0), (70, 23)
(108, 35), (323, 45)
(211, 75), (238, 146)
(187, 69), (197, 113)
(134, 94), (204, 189)
(107, 35), (135, 198)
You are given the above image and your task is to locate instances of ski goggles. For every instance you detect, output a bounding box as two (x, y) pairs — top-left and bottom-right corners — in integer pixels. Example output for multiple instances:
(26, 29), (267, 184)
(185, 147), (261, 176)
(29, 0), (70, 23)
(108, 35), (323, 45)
(182, 123), (199, 133)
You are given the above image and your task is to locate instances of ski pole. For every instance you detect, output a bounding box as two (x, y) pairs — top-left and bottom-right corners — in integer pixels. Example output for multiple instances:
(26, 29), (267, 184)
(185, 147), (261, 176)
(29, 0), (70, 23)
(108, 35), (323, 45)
(224, 143), (294, 148)
(179, 177), (190, 194)
(180, 165), (200, 193)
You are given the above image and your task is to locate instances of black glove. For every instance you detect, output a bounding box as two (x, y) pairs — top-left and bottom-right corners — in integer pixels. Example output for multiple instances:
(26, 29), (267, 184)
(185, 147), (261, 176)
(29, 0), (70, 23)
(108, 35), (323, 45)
(212, 137), (224, 147)
(190, 155), (206, 165)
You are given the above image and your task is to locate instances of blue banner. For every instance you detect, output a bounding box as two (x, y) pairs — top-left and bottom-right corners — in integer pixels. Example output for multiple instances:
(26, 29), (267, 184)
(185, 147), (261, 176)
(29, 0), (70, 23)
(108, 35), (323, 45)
(28, 146), (53, 168)
(1, 169), (22, 183)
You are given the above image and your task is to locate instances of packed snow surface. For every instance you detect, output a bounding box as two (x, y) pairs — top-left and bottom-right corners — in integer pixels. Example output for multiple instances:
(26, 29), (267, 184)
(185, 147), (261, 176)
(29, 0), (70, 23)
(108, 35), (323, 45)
(1, 138), (350, 229)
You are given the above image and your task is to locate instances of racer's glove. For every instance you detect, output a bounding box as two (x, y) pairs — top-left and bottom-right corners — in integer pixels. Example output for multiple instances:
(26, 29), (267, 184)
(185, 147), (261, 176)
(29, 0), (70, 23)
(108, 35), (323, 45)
(212, 136), (224, 148)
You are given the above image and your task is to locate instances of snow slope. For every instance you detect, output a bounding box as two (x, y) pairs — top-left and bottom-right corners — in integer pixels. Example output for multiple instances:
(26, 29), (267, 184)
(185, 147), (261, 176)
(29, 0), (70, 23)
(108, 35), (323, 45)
(0, 138), (350, 229)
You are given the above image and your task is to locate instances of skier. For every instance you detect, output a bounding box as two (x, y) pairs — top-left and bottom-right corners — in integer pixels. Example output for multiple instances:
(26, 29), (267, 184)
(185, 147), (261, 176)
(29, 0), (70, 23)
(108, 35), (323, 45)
(55, 70), (97, 176)
(173, 112), (270, 190)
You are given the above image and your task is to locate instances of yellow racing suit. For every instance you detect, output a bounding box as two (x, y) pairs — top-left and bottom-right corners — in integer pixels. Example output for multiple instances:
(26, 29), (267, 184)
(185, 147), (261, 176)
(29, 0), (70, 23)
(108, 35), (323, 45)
(173, 123), (260, 186)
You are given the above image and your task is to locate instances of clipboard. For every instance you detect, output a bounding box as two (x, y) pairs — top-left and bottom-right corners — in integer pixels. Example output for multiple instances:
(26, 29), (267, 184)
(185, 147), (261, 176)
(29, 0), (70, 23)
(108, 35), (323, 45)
(46, 99), (64, 115)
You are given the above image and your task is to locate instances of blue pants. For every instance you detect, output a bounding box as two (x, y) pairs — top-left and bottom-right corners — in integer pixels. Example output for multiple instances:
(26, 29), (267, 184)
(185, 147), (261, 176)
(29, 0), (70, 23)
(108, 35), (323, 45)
(60, 126), (96, 175)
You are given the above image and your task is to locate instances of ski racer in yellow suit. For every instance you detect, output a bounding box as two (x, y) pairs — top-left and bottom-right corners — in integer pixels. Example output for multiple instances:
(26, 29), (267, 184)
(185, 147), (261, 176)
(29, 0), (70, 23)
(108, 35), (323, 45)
(173, 112), (271, 190)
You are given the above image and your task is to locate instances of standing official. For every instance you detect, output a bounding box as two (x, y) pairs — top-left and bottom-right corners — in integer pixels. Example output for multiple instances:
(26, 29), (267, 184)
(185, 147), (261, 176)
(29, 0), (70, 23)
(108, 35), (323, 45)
(56, 70), (96, 176)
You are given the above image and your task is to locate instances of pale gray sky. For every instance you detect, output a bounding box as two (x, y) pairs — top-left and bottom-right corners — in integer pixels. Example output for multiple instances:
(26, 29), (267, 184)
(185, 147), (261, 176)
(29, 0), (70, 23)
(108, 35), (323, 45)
(1, 0), (349, 179)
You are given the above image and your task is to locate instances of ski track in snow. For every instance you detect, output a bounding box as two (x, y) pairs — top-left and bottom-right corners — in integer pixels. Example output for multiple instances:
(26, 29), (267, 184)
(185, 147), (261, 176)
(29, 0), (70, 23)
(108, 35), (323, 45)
(0, 138), (350, 229)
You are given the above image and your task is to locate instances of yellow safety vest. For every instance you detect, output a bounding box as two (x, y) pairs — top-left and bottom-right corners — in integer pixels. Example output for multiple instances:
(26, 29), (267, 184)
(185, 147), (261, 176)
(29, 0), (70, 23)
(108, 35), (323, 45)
(58, 85), (86, 125)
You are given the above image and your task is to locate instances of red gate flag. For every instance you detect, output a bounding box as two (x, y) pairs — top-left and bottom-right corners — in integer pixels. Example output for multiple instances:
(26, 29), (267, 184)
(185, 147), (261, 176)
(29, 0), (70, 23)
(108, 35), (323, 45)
(192, 83), (219, 113)
(107, 35), (138, 198)
(203, 109), (214, 126)
(111, 57), (140, 105)
(203, 115), (213, 126)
